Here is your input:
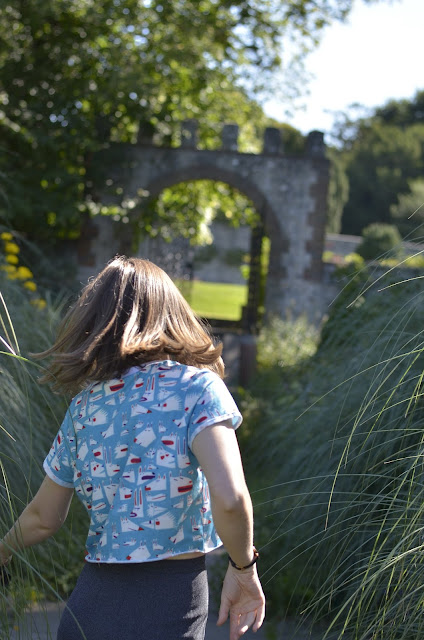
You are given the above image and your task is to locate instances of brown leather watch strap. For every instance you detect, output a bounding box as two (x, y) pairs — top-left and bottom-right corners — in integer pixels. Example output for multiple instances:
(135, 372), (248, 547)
(228, 547), (259, 570)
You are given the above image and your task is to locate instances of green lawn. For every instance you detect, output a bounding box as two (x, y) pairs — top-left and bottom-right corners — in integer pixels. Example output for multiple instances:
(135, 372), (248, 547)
(177, 280), (247, 320)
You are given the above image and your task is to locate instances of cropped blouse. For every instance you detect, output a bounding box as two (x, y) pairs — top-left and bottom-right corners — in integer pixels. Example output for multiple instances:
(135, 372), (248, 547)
(43, 360), (242, 563)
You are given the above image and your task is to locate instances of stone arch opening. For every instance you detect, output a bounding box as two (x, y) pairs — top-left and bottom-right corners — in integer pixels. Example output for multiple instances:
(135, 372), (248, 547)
(117, 163), (286, 247)
(120, 173), (275, 332)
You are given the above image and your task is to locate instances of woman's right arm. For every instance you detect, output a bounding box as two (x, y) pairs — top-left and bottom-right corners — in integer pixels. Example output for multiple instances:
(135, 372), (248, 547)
(191, 422), (265, 640)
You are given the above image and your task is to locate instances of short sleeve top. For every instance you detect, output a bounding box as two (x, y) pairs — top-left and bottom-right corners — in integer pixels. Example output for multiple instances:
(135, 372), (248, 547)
(43, 361), (242, 563)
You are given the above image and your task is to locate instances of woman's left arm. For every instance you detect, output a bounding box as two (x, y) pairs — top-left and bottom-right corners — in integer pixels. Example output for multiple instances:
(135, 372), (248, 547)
(0, 476), (74, 564)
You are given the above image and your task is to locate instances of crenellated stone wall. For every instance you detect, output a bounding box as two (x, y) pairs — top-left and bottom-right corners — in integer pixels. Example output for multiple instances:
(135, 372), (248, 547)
(79, 120), (330, 322)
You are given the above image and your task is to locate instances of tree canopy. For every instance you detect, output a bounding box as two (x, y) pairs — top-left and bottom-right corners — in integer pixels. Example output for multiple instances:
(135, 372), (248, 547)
(1, 0), (381, 245)
(374, 91), (424, 128)
(337, 91), (424, 237)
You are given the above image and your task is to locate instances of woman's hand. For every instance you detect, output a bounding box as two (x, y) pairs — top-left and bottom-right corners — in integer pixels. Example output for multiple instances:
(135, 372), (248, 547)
(217, 563), (265, 640)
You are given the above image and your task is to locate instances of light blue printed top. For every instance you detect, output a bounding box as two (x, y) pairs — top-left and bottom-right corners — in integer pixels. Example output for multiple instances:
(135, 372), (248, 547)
(43, 361), (242, 563)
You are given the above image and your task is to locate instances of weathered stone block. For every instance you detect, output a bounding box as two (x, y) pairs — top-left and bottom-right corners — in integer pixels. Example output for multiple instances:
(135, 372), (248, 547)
(221, 124), (239, 151)
(181, 119), (198, 148)
(306, 130), (325, 157)
(263, 127), (283, 155)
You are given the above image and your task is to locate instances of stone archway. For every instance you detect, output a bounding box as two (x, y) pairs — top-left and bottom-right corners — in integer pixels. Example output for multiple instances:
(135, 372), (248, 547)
(80, 120), (329, 322)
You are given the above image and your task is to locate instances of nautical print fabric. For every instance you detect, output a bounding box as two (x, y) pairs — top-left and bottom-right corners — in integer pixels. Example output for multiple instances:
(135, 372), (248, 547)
(43, 361), (242, 563)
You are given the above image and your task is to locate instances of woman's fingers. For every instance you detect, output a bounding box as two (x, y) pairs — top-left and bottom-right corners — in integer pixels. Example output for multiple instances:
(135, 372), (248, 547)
(252, 601), (265, 631)
(230, 610), (258, 640)
(217, 599), (230, 626)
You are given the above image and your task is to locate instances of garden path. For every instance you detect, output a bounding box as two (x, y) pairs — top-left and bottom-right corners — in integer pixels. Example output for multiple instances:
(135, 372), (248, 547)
(6, 600), (324, 640)
(6, 599), (268, 640)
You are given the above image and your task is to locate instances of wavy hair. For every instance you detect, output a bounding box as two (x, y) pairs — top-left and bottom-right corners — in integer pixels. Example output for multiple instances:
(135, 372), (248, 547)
(37, 257), (224, 393)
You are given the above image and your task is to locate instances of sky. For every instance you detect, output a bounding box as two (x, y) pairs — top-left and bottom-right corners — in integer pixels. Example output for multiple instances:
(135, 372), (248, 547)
(264, 0), (423, 136)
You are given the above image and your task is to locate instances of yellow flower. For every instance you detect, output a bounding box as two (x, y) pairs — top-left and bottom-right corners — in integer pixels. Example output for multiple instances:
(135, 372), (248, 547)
(30, 298), (46, 310)
(0, 232), (13, 241)
(0, 265), (19, 280)
(16, 266), (33, 280)
(23, 280), (37, 292)
(4, 242), (20, 255)
(5, 254), (19, 265)
(1, 264), (17, 274)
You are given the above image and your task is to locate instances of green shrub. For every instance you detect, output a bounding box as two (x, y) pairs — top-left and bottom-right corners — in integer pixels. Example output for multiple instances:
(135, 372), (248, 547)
(357, 223), (402, 260)
(257, 315), (319, 370)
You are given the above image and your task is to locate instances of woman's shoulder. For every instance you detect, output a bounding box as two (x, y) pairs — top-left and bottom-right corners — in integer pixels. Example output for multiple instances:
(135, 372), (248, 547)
(139, 361), (226, 399)
(125, 360), (220, 384)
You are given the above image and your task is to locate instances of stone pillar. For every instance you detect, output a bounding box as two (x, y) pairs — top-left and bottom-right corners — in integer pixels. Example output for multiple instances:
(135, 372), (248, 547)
(239, 334), (257, 386)
(243, 223), (264, 334)
(181, 119), (198, 148)
(263, 127), (283, 155)
(265, 237), (288, 317)
(221, 124), (239, 151)
(304, 158), (330, 283)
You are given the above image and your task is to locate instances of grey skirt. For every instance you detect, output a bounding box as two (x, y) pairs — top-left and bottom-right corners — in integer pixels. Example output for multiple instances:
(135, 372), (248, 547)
(56, 556), (208, 640)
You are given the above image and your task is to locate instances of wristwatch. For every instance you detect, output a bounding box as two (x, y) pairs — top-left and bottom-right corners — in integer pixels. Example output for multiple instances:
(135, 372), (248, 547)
(228, 547), (259, 570)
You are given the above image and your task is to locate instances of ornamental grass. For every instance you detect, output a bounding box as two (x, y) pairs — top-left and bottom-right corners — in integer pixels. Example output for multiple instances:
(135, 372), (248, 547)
(0, 269), (86, 637)
(240, 263), (424, 639)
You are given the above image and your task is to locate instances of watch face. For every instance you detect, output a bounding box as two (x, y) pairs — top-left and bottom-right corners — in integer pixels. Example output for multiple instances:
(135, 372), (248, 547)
(0, 566), (11, 588)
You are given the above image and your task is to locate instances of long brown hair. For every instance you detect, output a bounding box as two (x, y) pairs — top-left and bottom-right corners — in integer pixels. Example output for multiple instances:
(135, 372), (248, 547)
(37, 257), (224, 393)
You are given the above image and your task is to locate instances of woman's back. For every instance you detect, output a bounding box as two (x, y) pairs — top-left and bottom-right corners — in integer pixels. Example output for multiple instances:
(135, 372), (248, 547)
(44, 360), (242, 564)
